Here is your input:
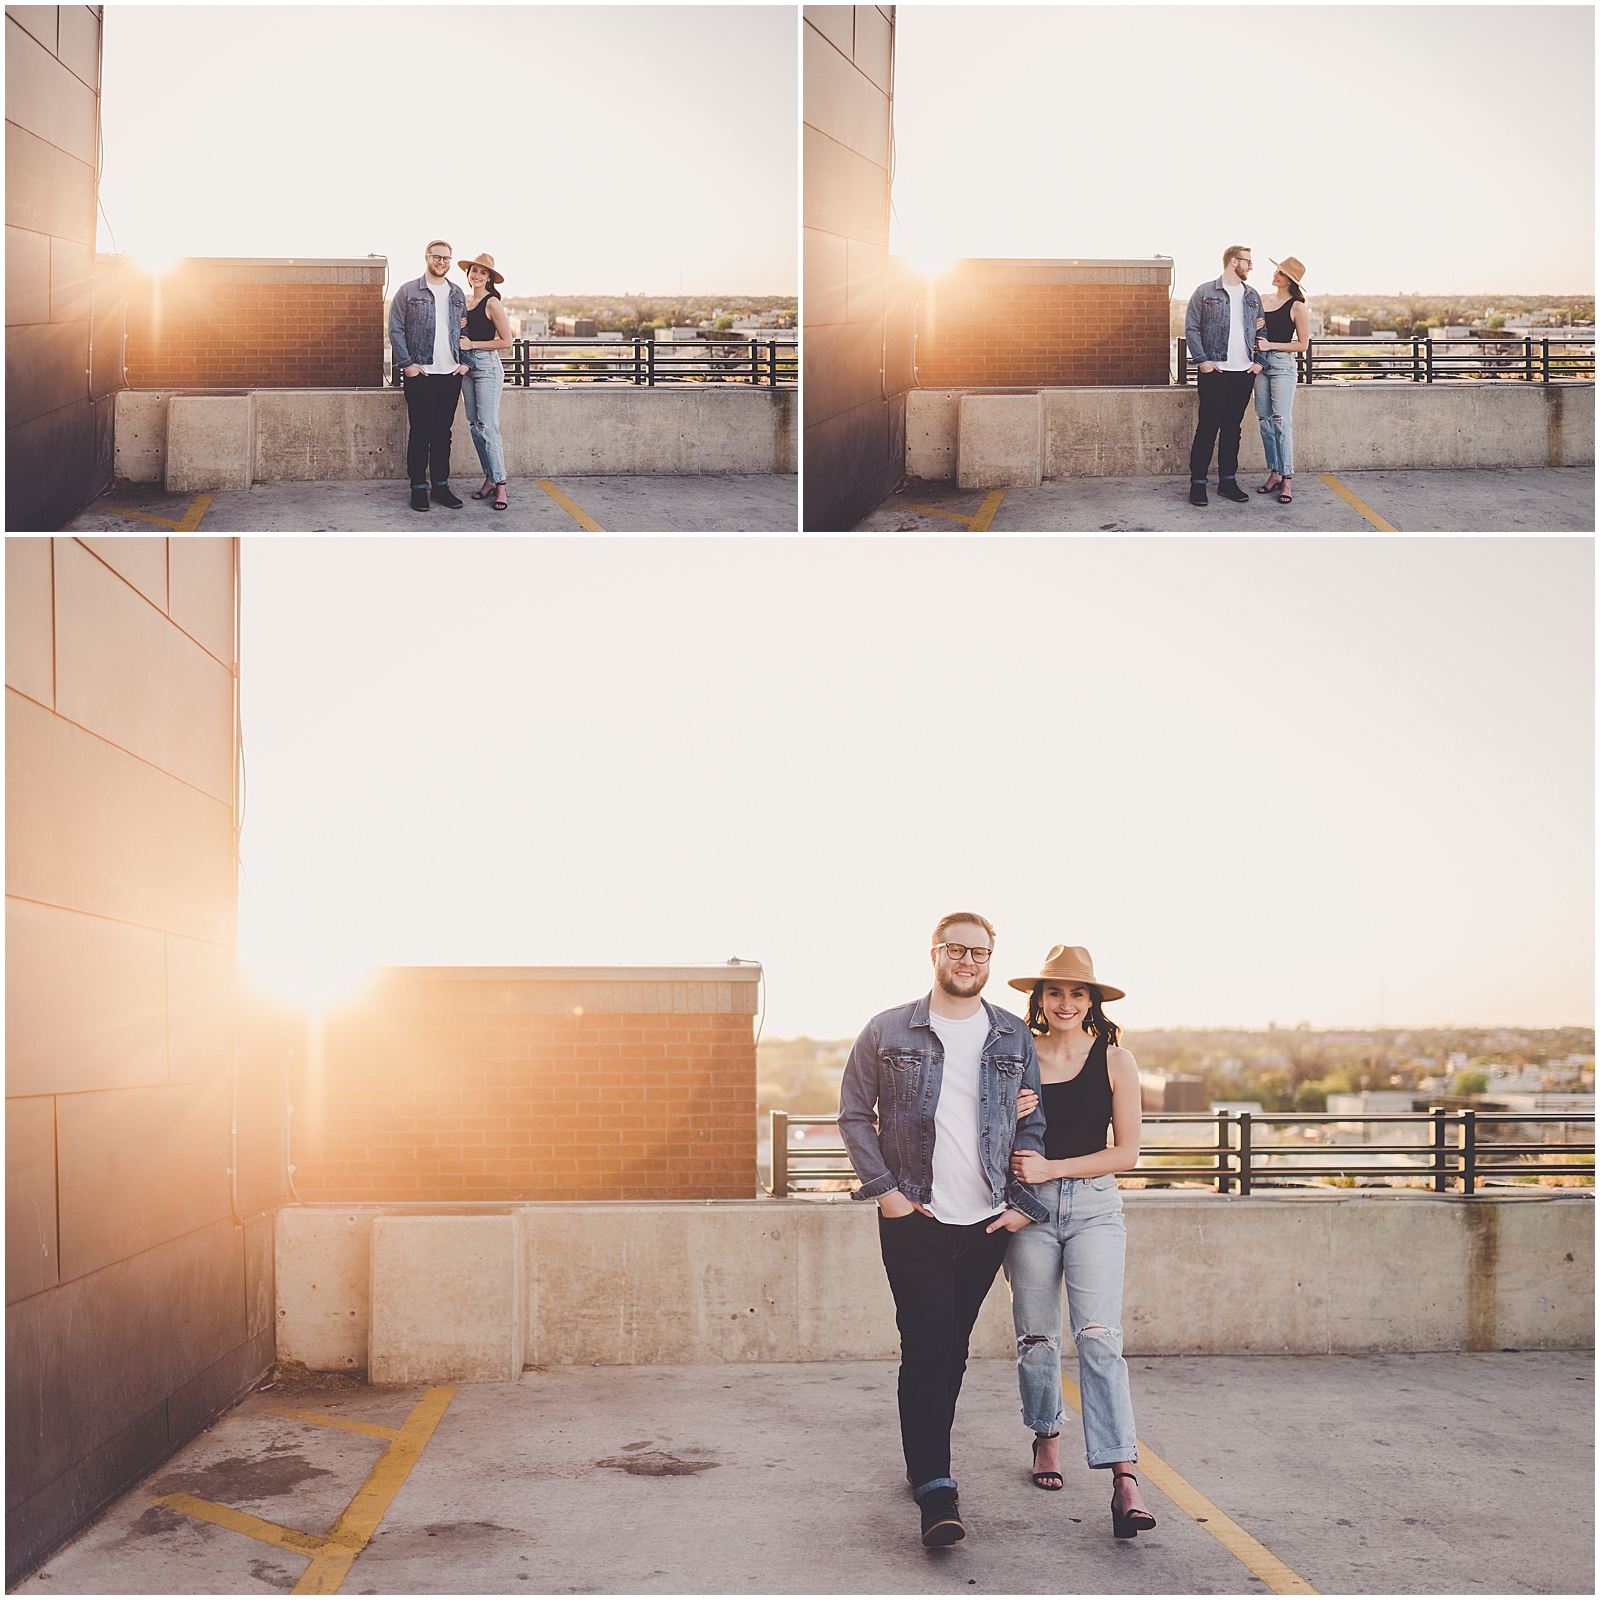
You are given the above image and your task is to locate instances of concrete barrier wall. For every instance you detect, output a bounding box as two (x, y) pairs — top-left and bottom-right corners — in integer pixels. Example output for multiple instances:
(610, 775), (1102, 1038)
(115, 386), (798, 489)
(906, 383), (1596, 483)
(276, 1191), (1593, 1381)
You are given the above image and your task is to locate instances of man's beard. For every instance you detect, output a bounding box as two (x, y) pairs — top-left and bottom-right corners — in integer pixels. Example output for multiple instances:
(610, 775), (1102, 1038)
(935, 967), (988, 1000)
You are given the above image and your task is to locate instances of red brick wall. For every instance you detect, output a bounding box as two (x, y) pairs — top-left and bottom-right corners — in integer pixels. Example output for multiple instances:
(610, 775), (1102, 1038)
(290, 975), (758, 1202)
(124, 259), (384, 388)
(916, 260), (1172, 388)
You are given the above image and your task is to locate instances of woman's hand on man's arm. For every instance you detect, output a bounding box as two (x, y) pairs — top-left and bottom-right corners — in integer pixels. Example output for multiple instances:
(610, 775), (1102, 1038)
(1009, 1149), (1056, 1184)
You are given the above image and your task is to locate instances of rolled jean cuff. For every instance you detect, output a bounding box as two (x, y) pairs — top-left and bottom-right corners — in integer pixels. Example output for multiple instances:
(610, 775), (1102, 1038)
(913, 1476), (957, 1499)
(1086, 1445), (1138, 1469)
(1024, 1411), (1065, 1437)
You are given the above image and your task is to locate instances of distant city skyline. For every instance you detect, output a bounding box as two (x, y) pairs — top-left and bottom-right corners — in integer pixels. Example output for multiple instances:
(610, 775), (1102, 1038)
(97, 6), (797, 296)
(890, 6), (1594, 299)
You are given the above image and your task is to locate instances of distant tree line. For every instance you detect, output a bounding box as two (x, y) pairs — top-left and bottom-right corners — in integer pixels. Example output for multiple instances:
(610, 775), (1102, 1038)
(754, 1026), (1594, 1117)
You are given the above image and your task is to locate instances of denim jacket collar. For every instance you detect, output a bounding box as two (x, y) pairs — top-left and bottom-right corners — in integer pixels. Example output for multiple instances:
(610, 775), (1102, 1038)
(909, 993), (1019, 1035)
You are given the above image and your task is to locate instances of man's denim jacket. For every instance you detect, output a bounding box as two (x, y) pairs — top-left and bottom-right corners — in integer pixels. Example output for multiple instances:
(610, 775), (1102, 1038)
(1184, 276), (1264, 367)
(837, 993), (1050, 1224)
(388, 275), (467, 372)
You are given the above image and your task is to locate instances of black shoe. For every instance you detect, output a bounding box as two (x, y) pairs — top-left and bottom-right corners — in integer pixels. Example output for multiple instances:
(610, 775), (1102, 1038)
(1111, 1471), (1157, 1539)
(918, 1487), (965, 1547)
(431, 484), (464, 508)
(1216, 479), (1249, 503)
(410, 486), (430, 512)
(1189, 482), (1208, 506)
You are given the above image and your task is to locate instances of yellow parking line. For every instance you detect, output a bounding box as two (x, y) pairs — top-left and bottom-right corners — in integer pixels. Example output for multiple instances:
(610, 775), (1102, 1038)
(268, 1407), (399, 1441)
(1319, 474), (1398, 532)
(152, 1385), (458, 1596)
(150, 1492), (326, 1555)
(900, 503), (981, 524)
(100, 493), (213, 532)
(967, 489), (1007, 531)
(897, 488), (1007, 529)
(175, 492), (215, 531)
(1062, 1373), (1318, 1595)
(535, 479), (606, 531)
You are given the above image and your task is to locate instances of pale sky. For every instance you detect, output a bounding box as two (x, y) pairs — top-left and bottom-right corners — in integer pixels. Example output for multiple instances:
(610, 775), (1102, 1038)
(236, 537), (1593, 1039)
(98, 6), (797, 296)
(889, 5), (1596, 298)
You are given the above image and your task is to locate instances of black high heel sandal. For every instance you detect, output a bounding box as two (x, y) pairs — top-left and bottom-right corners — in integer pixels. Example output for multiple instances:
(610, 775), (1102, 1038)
(1030, 1433), (1063, 1491)
(1111, 1471), (1156, 1538)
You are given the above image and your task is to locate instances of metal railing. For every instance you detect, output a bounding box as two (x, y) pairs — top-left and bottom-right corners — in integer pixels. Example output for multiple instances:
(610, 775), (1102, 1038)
(386, 338), (797, 388)
(504, 337), (796, 388)
(1175, 335), (1595, 386)
(767, 1108), (1594, 1198)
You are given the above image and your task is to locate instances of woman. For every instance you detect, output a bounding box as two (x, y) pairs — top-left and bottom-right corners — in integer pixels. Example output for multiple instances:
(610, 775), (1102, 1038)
(1004, 945), (1155, 1540)
(1253, 255), (1311, 504)
(457, 252), (514, 512)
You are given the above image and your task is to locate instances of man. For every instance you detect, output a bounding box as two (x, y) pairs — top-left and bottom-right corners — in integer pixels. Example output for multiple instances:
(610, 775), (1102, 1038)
(838, 913), (1048, 1548)
(1184, 244), (1264, 506)
(388, 240), (469, 513)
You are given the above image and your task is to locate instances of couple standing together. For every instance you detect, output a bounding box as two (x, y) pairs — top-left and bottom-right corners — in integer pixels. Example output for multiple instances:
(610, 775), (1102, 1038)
(839, 915), (1154, 1548)
(1185, 244), (1311, 506)
(387, 240), (515, 514)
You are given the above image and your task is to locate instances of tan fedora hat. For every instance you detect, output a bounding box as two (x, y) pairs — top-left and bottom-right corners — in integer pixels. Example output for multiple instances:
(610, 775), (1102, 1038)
(1007, 945), (1125, 1002)
(457, 251), (504, 285)
(1270, 255), (1307, 287)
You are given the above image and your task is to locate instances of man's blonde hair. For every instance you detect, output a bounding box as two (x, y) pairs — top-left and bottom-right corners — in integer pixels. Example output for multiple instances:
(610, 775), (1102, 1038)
(1222, 244), (1251, 271)
(933, 911), (995, 946)
(425, 239), (452, 257)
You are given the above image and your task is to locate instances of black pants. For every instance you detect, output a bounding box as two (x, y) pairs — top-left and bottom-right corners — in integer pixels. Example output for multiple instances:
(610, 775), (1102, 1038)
(1189, 369), (1256, 482)
(878, 1210), (1011, 1495)
(403, 371), (462, 487)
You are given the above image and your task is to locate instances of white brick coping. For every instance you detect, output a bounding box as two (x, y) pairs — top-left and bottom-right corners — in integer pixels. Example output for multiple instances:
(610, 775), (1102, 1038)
(372, 964), (761, 1017)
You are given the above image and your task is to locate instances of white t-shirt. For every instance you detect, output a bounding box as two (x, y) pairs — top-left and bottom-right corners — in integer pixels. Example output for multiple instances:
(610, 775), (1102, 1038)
(424, 278), (457, 374)
(1220, 281), (1251, 371)
(926, 1007), (1001, 1225)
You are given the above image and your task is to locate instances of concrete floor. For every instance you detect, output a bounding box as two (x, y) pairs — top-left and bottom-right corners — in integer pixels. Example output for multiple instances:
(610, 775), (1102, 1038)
(15, 1352), (1593, 1595)
(856, 467), (1596, 533)
(61, 475), (799, 534)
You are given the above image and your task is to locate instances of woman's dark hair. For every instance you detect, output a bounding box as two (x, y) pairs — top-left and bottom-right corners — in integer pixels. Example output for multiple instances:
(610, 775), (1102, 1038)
(1027, 981), (1121, 1048)
(1284, 277), (1305, 305)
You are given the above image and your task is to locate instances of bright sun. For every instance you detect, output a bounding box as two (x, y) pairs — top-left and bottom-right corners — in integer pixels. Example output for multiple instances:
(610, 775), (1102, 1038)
(238, 938), (377, 1018)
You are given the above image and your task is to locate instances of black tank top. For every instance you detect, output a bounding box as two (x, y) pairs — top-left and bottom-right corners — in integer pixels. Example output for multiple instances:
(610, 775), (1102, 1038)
(465, 292), (497, 342)
(1262, 297), (1297, 343)
(1040, 1034), (1114, 1160)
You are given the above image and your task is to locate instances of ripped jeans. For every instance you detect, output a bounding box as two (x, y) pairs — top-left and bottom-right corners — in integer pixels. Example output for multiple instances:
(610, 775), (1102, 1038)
(1254, 349), (1297, 477)
(1003, 1175), (1138, 1467)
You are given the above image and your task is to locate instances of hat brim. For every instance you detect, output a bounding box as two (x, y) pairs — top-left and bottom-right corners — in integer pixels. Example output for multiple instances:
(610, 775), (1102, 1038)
(1007, 976), (1126, 1002)
(458, 260), (504, 284)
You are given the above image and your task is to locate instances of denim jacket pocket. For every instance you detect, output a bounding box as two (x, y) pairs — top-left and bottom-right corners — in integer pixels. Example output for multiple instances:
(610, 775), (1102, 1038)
(990, 1057), (1024, 1109)
(882, 1051), (923, 1103)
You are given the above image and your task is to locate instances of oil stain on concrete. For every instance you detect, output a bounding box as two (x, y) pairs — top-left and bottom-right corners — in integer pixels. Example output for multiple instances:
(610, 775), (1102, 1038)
(147, 1447), (334, 1504)
(595, 1440), (721, 1477)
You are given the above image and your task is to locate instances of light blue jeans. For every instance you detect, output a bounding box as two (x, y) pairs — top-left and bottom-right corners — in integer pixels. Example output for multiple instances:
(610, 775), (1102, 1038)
(1003, 1175), (1138, 1468)
(463, 349), (506, 483)
(1254, 349), (1297, 476)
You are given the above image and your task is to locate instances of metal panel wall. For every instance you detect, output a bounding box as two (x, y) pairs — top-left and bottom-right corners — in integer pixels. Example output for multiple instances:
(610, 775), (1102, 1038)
(4, 538), (288, 1586)
(802, 5), (910, 530)
(4, 8), (124, 531)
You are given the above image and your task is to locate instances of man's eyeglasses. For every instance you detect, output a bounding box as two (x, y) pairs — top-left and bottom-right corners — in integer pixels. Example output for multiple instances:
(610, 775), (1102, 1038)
(934, 942), (991, 964)
(427, 253), (451, 262)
